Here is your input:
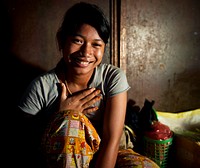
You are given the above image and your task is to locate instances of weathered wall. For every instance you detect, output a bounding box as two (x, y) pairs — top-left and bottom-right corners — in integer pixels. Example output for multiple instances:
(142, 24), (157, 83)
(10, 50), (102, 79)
(120, 0), (200, 112)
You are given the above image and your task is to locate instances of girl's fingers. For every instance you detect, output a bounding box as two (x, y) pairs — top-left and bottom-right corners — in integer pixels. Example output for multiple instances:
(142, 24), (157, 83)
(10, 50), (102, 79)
(81, 89), (101, 102)
(77, 88), (97, 100)
(82, 95), (102, 109)
(60, 83), (67, 100)
(59, 86), (101, 113)
(83, 106), (99, 114)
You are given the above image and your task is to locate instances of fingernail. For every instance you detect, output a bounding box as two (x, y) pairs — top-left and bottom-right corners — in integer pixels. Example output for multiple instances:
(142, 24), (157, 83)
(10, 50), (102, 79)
(96, 89), (101, 94)
(98, 95), (102, 99)
(90, 87), (96, 91)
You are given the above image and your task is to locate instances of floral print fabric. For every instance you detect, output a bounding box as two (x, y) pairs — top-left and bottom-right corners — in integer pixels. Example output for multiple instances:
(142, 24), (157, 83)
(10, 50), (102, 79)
(116, 149), (160, 168)
(42, 110), (100, 168)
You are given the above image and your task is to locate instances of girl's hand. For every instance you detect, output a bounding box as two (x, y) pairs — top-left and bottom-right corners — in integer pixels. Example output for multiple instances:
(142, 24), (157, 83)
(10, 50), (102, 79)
(58, 83), (101, 114)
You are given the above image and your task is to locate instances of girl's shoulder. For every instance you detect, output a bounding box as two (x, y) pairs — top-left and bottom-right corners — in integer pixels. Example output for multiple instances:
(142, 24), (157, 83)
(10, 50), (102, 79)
(32, 69), (58, 84)
(97, 63), (123, 75)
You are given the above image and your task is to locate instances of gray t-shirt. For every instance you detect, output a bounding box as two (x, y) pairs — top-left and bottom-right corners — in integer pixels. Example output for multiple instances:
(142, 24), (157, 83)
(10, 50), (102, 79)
(18, 63), (130, 124)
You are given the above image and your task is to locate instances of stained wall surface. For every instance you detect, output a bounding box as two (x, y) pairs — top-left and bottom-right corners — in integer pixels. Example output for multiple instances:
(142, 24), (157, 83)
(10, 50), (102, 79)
(120, 0), (200, 112)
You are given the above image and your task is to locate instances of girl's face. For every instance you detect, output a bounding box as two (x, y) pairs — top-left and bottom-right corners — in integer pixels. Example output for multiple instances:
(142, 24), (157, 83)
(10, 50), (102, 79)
(62, 24), (106, 76)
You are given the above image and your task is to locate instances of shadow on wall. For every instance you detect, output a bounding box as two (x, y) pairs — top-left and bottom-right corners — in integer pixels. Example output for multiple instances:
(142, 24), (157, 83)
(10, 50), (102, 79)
(1, 2), (45, 167)
(1, 1), (45, 112)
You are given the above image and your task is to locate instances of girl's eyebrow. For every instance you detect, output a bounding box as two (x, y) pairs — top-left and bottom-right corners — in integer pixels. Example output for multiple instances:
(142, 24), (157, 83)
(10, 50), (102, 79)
(73, 33), (103, 42)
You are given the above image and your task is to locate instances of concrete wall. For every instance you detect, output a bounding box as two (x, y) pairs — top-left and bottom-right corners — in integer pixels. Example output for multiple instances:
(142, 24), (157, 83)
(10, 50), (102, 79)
(120, 0), (200, 112)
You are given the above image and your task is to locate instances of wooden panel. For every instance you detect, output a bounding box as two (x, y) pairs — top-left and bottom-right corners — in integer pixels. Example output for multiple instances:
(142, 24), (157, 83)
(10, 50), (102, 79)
(110, 0), (120, 66)
(120, 0), (200, 112)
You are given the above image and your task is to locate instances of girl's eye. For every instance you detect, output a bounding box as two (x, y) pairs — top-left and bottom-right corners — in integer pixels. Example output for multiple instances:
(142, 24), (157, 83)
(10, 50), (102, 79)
(72, 38), (83, 44)
(93, 43), (102, 48)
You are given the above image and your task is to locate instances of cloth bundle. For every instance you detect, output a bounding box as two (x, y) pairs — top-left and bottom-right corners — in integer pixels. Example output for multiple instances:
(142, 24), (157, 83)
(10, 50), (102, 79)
(41, 110), (100, 168)
(116, 149), (160, 168)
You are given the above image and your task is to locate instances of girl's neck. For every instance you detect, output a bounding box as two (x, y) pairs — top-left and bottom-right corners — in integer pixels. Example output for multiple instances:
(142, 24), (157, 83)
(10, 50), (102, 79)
(65, 70), (94, 94)
(66, 71), (91, 85)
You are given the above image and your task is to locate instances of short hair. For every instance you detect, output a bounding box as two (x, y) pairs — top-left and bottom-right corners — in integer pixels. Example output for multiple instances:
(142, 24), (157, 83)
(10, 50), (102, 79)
(57, 2), (110, 50)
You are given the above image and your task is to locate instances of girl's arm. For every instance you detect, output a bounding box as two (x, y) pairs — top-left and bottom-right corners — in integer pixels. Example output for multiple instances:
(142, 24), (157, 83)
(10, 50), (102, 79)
(95, 91), (127, 168)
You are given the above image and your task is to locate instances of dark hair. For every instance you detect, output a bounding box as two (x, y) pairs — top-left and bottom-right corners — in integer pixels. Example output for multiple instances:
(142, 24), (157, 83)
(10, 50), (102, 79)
(57, 2), (110, 50)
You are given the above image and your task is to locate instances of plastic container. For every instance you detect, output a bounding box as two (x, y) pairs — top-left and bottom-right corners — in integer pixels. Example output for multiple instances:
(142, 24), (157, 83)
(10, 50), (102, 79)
(143, 135), (173, 168)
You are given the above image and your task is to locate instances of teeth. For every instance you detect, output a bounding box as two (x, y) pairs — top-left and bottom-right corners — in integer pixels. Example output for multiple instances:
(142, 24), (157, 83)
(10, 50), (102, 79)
(80, 61), (89, 65)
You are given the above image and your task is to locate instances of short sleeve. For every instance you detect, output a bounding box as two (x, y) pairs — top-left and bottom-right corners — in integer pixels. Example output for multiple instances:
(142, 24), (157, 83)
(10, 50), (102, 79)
(103, 65), (131, 97)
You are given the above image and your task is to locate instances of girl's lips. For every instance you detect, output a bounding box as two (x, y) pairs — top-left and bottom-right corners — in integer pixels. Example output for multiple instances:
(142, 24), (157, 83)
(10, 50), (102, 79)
(79, 61), (89, 65)
(73, 58), (94, 67)
(77, 60), (89, 67)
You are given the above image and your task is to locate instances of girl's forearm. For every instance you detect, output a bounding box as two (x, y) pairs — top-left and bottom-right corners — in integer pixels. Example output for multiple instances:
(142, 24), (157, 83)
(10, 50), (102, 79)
(95, 141), (119, 168)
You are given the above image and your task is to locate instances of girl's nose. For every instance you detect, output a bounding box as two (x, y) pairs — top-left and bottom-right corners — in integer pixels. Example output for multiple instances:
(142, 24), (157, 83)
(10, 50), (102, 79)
(80, 43), (92, 56)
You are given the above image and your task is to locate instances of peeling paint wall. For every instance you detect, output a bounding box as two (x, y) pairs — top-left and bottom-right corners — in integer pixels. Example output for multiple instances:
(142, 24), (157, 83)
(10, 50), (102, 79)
(121, 0), (200, 112)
